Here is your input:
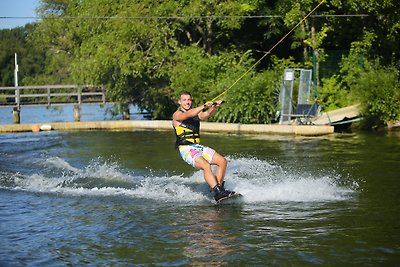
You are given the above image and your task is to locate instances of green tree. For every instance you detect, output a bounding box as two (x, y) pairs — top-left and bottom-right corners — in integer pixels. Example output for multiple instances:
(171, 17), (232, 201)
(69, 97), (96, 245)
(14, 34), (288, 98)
(169, 46), (282, 124)
(345, 0), (400, 65)
(32, 0), (265, 119)
(30, 0), (74, 84)
(176, 0), (259, 53)
(8, 0), (397, 125)
(0, 24), (45, 86)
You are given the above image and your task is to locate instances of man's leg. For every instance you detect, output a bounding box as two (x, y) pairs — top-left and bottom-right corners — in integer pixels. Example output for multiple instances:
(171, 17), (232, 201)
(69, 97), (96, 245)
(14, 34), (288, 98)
(211, 152), (227, 185)
(196, 154), (234, 201)
(194, 156), (218, 189)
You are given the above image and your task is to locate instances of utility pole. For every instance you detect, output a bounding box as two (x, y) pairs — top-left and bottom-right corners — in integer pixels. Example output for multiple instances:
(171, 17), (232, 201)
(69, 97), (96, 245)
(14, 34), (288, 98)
(14, 53), (18, 87)
(13, 53), (20, 124)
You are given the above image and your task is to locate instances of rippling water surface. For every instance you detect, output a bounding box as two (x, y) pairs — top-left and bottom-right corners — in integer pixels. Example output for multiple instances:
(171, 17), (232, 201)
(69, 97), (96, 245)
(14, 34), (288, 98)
(0, 129), (399, 266)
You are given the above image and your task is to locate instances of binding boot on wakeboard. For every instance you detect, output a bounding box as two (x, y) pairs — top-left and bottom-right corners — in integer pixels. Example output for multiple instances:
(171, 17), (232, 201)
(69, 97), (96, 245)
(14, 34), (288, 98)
(213, 183), (235, 202)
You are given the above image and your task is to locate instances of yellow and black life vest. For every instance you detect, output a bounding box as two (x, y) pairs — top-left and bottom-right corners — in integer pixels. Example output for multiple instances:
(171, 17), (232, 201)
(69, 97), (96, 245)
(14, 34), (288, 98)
(174, 114), (200, 148)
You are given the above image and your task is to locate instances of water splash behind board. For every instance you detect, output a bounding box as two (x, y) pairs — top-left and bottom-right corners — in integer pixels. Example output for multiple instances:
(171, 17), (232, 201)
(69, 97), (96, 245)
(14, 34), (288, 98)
(0, 156), (357, 204)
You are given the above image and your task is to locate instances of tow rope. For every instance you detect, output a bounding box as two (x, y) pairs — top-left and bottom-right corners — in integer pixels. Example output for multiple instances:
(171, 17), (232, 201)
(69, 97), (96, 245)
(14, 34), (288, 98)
(208, 0), (326, 104)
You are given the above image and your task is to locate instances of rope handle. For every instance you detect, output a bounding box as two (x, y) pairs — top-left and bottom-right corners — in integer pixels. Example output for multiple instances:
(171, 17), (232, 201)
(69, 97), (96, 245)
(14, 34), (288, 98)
(202, 100), (225, 112)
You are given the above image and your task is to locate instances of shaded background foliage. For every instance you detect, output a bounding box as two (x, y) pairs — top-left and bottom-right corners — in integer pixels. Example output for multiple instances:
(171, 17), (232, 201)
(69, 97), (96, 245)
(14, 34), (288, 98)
(1, 0), (399, 126)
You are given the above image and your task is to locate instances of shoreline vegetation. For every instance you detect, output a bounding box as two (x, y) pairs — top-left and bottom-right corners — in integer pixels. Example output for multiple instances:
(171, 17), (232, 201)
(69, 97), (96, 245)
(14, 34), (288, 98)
(1, 1), (399, 130)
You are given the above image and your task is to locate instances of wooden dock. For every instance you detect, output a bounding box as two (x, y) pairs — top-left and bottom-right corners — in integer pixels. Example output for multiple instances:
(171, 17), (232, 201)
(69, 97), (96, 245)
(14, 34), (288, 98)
(0, 85), (107, 123)
(312, 104), (361, 125)
(0, 85), (106, 106)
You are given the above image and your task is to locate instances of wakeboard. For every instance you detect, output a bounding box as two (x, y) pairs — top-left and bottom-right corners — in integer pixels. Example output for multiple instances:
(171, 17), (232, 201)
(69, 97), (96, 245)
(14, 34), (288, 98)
(216, 192), (243, 204)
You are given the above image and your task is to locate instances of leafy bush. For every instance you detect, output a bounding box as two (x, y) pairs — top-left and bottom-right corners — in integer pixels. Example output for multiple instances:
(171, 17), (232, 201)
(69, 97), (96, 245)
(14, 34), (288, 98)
(170, 46), (281, 123)
(214, 69), (280, 123)
(318, 75), (353, 111)
(352, 63), (400, 129)
(319, 31), (400, 129)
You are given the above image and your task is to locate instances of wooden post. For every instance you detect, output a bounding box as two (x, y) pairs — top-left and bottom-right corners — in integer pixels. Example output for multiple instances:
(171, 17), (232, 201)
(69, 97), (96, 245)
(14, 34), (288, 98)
(77, 87), (82, 105)
(101, 85), (106, 104)
(47, 87), (51, 107)
(73, 104), (81, 122)
(311, 20), (320, 87)
(122, 103), (130, 120)
(15, 86), (20, 108)
(12, 106), (20, 124)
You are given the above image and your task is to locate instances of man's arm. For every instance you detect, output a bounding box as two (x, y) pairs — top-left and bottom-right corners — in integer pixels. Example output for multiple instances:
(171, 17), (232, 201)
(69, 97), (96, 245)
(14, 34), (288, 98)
(198, 100), (223, 121)
(172, 102), (213, 127)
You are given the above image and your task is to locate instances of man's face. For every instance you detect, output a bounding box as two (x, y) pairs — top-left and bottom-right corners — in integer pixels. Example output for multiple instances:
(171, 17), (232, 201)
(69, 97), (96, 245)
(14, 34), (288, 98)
(179, 94), (192, 111)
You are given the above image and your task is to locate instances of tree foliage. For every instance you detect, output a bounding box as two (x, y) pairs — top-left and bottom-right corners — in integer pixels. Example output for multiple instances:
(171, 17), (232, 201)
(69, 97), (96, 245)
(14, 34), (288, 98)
(169, 47), (280, 123)
(0, 25), (45, 86)
(0, 0), (399, 127)
(352, 63), (400, 129)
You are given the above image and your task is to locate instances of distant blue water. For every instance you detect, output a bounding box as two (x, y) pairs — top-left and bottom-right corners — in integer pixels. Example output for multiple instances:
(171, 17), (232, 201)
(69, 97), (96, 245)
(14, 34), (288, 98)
(0, 104), (145, 125)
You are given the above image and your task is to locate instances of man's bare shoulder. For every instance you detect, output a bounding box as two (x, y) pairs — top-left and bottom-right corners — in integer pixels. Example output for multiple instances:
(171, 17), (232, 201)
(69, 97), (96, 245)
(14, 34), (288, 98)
(172, 109), (183, 120)
(172, 109), (184, 128)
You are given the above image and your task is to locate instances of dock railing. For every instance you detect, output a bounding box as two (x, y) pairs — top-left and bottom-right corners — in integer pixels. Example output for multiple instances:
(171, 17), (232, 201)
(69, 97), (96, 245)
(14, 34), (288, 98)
(0, 85), (106, 123)
(0, 85), (106, 107)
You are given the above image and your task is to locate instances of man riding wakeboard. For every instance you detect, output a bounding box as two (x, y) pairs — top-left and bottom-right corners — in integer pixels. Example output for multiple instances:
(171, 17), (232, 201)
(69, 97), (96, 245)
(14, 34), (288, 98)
(172, 90), (235, 202)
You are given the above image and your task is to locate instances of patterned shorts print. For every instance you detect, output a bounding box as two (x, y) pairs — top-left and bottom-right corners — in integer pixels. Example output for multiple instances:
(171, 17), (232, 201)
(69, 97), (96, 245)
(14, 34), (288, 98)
(178, 144), (216, 168)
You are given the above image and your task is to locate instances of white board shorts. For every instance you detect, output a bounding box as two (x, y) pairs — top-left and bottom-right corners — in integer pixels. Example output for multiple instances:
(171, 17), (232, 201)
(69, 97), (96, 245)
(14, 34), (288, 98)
(178, 144), (216, 168)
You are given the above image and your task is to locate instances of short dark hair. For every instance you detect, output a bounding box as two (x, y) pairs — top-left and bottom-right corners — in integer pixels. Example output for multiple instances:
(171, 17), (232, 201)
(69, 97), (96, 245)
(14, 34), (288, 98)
(178, 90), (191, 98)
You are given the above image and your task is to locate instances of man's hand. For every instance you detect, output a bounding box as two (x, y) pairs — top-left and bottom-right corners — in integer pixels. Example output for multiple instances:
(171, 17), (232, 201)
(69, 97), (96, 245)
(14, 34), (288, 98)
(204, 101), (214, 107)
(202, 101), (213, 112)
(204, 100), (223, 108)
(202, 100), (224, 113)
(212, 100), (224, 107)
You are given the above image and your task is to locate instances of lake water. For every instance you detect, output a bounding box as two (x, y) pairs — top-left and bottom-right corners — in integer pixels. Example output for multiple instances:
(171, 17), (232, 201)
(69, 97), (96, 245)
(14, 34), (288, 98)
(0, 104), (145, 125)
(0, 107), (399, 266)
